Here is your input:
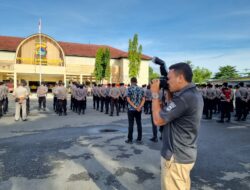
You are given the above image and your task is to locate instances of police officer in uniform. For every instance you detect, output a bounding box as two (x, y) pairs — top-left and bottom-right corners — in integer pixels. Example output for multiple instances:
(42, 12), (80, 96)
(201, 84), (207, 116)
(0, 82), (4, 118)
(52, 83), (58, 112)
(247, 84), (250, 115)
(96, 84), (101, 111)
(205, 83), (216, 119)
(75, 84), (84, 115)
(236, 82), (248, 121)
(218, 82), (232, 123)
(215, 84), (222, 113)
(37, 82), (48, 111)
(56, 81), (67, 116)
(23, 80), (31, 115)
(234, 85), (241, 119)
(92, 84), (97, 109)
(100, 84), (106, 112)
(247, 84), (250, 114)
(13, 81), (28, 121)
(2, 81), (9, 114)
(105, 83), (111, 114)
(119, 83), (126, 112)
(82, 84), (88, 114)
(109, 83), (120, 116)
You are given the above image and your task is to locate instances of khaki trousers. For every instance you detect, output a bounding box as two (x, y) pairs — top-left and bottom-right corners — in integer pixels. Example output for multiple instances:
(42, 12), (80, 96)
(161, 156), (194, 190)
(15, 100), (27, 121)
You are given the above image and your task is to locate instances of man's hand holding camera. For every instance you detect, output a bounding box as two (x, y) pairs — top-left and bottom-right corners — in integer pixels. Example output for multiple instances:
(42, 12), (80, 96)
(151, 79), (160, 94)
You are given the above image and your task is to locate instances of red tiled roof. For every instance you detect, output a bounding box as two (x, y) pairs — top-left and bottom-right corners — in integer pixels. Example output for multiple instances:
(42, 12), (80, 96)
(0, 35), (151, 60)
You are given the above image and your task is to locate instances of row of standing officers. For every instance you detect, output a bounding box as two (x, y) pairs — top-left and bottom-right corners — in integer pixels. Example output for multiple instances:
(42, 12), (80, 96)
(199, 82), (250, 122)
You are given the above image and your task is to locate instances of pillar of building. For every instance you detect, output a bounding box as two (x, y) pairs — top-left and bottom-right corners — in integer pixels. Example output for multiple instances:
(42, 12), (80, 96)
(14, 72), (17, 88)
(80, 74), (83, 84)
(64, 74), (66, 87)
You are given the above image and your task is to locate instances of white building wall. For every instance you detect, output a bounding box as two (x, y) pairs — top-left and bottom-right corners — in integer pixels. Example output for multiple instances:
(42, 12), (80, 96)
(0, 52), (15, 61)
(120, 59), (149, 86)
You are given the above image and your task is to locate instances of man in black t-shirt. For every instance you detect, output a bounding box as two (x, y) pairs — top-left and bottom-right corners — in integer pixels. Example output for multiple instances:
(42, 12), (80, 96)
(151, 63), (203, 190)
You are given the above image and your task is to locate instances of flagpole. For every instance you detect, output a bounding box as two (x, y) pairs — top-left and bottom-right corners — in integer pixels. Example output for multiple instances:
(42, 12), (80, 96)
(39, 18), (42, 85)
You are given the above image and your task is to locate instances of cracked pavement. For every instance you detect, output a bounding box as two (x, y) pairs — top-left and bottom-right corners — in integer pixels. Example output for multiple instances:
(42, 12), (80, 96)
(0, 96), (249, 190)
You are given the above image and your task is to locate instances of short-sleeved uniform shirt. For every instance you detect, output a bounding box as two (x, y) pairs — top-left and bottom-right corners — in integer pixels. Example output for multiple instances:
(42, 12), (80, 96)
(127, 84), (144, 111)
(110, 87), (120, 98)
(159, 83), (203, 164)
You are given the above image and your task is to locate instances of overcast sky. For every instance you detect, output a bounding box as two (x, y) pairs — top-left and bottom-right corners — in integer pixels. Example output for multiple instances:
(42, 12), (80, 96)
(0, 0), (250, 75)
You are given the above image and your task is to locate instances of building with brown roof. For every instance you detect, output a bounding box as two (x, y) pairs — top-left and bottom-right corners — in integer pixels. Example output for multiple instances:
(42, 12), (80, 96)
(0, 33), (151, 90)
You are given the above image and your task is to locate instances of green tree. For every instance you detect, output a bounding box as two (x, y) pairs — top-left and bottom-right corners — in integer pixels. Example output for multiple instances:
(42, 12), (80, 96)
(94, 48), (111, 83)
(185, 61), (212, 83)
(94, 48), (103, 83)
(149, 66), (160, 81)
(192, 67), (212, 84)
(104, 48), (111, 81)
(128, 34), (142, 78)
(214, 65), (239, 79)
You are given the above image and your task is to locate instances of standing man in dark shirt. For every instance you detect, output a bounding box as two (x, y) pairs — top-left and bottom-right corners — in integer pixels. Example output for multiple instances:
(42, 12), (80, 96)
(151, 63), (203, 190)
(125, 77), (145, 144)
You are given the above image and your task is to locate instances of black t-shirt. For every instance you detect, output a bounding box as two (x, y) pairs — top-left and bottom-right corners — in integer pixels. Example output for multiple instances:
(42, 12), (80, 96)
(160, 83), (204, 164)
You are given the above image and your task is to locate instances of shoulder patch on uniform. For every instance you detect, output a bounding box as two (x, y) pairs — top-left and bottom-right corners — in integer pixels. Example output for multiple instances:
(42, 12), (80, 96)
(165, 102), (176, 112)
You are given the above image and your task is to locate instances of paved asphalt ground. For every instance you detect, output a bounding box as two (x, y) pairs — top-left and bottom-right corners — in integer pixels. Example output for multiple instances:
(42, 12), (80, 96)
(0, 95), (249, 190)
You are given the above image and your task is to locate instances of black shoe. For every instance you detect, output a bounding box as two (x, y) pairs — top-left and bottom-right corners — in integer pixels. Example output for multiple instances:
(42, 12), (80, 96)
(125, 140), (133, 144)
(110, 114), (113, 116)
(241, 118), (246, 121)
(226, 119), (230, 123)
(64, 112), (67, 116)
(117, 113), (119, 116)
(217, 120), (224, 123)
(150, 137), (158, 142)
(136, 139), (143, 144)
(235, 119), (240, 121)
(22, 119), (28, 121)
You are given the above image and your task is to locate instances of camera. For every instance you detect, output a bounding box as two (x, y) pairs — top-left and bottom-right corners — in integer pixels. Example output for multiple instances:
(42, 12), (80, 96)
(152, 57), (168, 90)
